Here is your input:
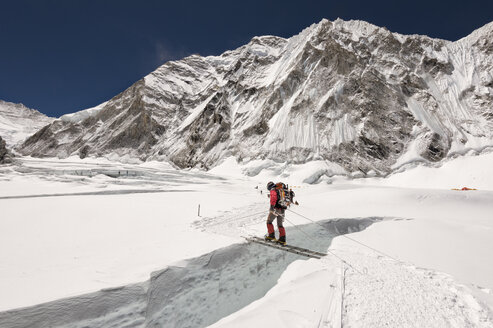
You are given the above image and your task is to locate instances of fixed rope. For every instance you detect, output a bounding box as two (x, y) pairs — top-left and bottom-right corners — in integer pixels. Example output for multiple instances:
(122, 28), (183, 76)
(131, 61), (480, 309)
(287, 208), (401, 263)
(284, 216), (364, 275)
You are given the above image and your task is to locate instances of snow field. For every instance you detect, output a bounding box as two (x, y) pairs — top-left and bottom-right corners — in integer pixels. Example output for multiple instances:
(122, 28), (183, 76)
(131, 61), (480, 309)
(0, 191), (248, 310)
(1, 152), (493, 327)
(332, 239), (492, 327)
(365, 150), (493, 191)
(211, 244), (493, 328)
(210, 151), (493, 326)
(0, 158), (262, 311)
(209, 182), (493, 327)
(1, 217), (362, 328)
(209, 258), (343, 328)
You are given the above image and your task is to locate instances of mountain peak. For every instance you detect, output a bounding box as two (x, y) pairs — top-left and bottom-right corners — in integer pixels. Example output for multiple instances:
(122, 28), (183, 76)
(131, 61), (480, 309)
(16, 19), (493, 175)
(458, 20), (493, 44)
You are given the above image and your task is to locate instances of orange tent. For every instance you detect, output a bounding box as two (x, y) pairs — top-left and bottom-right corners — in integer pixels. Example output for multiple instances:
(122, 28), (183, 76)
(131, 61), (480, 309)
(451, 187), (477, 191)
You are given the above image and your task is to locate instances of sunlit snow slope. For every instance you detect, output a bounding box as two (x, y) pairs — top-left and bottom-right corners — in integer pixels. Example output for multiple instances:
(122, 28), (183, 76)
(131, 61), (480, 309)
(1, 152), (493, 327)
(0, 100), (54, 147)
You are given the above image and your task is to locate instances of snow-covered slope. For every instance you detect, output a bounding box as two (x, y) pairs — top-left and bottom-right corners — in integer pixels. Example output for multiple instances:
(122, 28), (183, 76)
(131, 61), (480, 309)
(1, 152), (493, 326)
(0, 100), (55, 147)
(18, 19), (493, 174)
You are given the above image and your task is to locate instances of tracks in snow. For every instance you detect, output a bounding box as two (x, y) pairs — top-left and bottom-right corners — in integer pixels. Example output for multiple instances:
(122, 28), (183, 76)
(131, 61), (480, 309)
(195, 202), (493, 327)
(332, 245), (493, 327)
(191, 201), (267, 237)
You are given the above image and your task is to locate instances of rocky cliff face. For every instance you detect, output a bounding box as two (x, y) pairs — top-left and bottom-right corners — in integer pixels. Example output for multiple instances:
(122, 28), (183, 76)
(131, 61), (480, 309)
(18, 19), (493, 174)
(0, 136), (12, 164)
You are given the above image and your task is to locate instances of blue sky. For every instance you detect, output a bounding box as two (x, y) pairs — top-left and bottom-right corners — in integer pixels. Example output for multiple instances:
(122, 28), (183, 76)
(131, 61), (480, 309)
(1, 0), (492, 117)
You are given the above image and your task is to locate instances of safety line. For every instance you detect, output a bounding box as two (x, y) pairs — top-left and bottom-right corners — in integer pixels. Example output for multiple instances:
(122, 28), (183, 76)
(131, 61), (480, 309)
(287, 208), (401, 263)
(340, 262), (347, 328)
(284, 216), (364, 275)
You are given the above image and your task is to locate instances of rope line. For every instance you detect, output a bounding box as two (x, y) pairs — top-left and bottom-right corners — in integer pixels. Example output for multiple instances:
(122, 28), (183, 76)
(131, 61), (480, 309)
(340, 262), (347, 328)
(287, 208), (401, 263)
(284, 216), (364, 275)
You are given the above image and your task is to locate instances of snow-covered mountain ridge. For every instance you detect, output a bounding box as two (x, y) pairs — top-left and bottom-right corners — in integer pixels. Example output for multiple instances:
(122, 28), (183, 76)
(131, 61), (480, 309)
(0, 100), (55, 147)
(18, 18), (493, 174)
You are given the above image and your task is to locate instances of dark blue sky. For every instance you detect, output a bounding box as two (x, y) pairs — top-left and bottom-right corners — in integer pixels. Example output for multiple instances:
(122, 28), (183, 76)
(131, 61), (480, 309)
(1, 0), (492, 117)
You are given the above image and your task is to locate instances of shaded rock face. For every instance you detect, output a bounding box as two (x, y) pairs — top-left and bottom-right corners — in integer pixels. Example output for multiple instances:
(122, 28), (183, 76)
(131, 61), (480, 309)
(0, 136), (13, 164)
(170, 92), (231, 168)
(21, 81), (166, 161)
(18, 19), (493, 173)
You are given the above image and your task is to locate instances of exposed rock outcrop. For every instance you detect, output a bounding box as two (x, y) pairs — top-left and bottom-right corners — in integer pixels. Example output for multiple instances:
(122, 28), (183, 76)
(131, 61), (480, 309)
(0, 136), (13, 164)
